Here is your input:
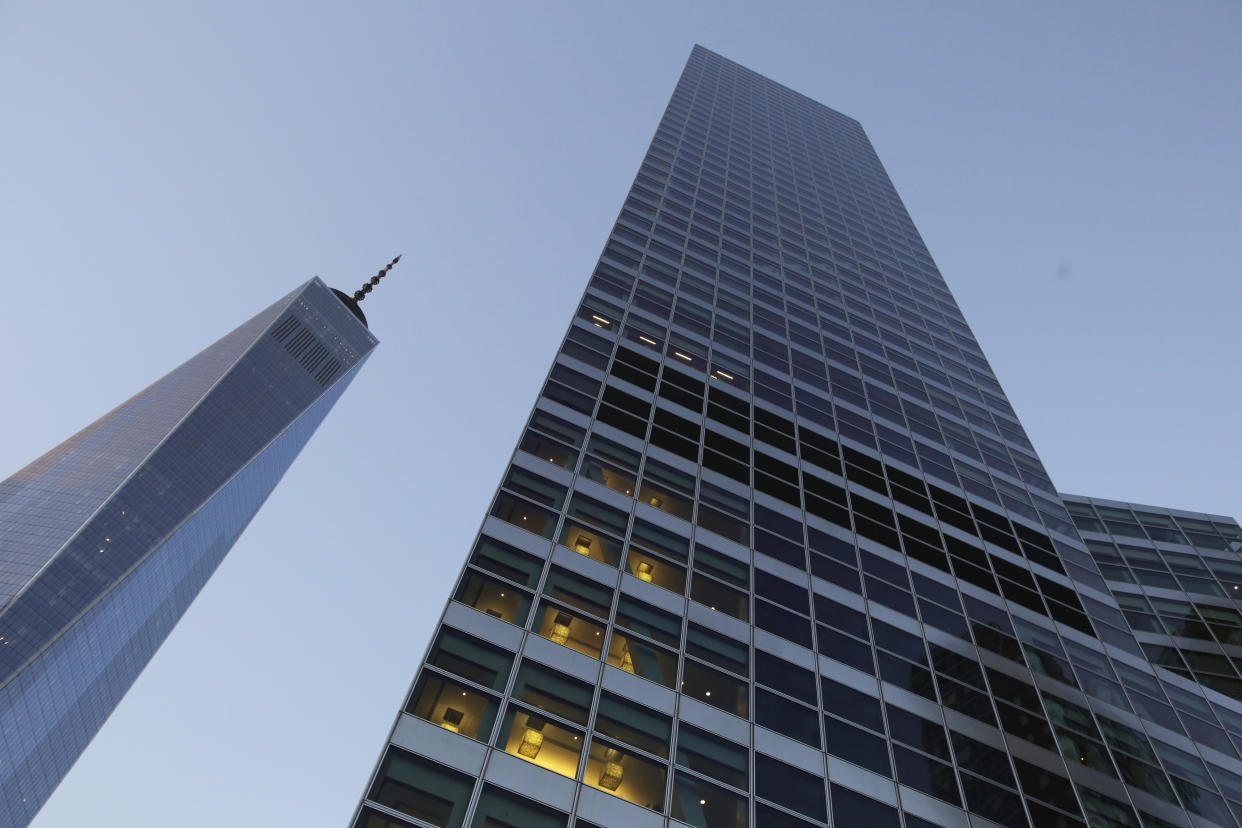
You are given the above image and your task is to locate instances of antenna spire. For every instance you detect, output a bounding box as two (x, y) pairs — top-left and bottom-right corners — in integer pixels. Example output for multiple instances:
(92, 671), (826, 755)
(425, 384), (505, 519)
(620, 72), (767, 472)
(353, 254), (401, 302)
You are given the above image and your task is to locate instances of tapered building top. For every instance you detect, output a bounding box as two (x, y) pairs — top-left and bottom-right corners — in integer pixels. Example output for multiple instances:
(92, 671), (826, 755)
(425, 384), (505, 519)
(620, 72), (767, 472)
(0, 276), (377, 825)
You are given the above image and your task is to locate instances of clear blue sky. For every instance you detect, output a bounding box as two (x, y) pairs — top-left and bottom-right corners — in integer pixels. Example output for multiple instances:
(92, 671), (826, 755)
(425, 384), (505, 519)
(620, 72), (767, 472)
(0, 2), (1238, 825)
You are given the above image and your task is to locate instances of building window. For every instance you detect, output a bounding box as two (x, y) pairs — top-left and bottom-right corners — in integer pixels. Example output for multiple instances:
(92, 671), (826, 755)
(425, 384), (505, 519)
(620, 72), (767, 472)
(670, 771), (748, 828)
(367, 748), (473, 828)
(615, 594), (683, 648)
(406, 670), (499, 741)
(594, 692), (671, 758)
(491, 492), (558, 539)
(468, 785), (568, 828)
(583, 736), (668, 811)
(605, 631), (678, 687)
(535, 602), (605, 658)
(426, 629), (514, 693)
(453, 569), (531, 625)
(497, 703), (584, 779)
(675, 723), (748, 790)
(510, 661), (593, 726)
(681, 659), (748, 717)
(468, 536), (545, 589)
(353, 806), (419, 828)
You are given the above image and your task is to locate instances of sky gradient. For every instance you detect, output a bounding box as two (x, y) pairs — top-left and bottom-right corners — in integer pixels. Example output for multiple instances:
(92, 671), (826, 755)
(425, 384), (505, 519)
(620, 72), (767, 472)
(0, 2), (1238, 825)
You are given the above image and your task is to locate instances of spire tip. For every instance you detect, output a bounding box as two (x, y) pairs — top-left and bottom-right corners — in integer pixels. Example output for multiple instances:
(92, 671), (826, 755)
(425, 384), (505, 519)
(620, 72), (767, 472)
(353, 254), (402, 303)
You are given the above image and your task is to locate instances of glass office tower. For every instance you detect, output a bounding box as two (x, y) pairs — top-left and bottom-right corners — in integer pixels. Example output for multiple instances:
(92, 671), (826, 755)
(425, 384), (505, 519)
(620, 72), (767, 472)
(353, 47), (1242, 828)
(0, 277), (376, 825)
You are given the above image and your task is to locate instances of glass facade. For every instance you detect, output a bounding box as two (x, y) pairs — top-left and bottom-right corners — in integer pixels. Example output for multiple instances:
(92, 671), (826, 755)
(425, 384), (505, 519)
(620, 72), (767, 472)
(0, 277), (376, 825)
(353, 46), (1242, 828)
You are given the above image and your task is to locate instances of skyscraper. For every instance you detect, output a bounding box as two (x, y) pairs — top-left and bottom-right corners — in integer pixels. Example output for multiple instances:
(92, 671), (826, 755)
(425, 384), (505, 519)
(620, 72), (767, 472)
(0, 276), (378, 825)
(352, 47), (1242, 828)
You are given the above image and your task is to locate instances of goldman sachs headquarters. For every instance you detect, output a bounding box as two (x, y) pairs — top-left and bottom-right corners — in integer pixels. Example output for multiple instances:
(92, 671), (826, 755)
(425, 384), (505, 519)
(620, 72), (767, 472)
(354, 47), (1242, 828)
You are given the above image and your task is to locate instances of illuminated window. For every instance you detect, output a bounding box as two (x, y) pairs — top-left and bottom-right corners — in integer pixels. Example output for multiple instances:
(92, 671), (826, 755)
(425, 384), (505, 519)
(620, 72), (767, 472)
(625, 549), (686, 593)
(560, 494), (629, 565)
(535, 602), (605, 658)
(406, 671), (499, 741)
(491, 493), (557, 539)
(583, 737), (667, 811)
(453, 569), (531, 625)
(637, 481), (693, 521)
(558, 524), (621, 566)
(497, 705), (584, 779)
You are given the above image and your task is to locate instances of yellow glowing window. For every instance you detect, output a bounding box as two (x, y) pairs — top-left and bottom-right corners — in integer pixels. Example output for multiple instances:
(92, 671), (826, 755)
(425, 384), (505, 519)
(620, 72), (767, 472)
(499, 707), (584, 778)
(406, 671), (499, 741)
(584, 738), (667, 810)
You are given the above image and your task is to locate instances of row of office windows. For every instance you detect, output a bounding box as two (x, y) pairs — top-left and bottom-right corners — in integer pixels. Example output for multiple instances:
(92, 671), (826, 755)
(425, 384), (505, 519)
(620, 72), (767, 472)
(593, 212), (1023, 465)
(630, 84), (1025, 438)
(581, 263), (1077, 542)
(372, 557), (1242, 828)
(361, 743), (951, 828)
(639, 96), (991, 388)
(498, 379), (1242, 821)
(589, 250), (1049, 511)
(1092, 541), (1242, 601)
(453, 504), (1242, 827)
(1068, 500), (1242, 554)
(662, 59), (940, 291)
(609, 180), (982, 385)
(1073, 498), (1242, 701)
(534, 324), (1107, 644)
(572, 287), (1134, 649)
(532, 279), (1242, 819)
